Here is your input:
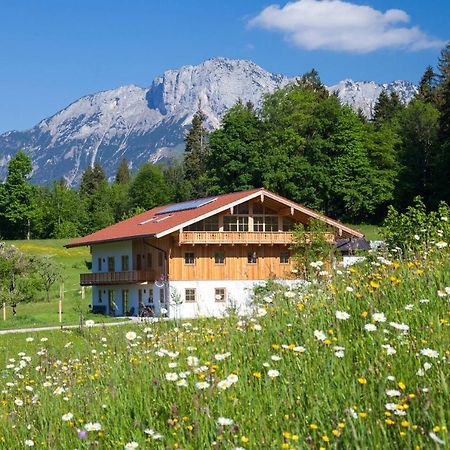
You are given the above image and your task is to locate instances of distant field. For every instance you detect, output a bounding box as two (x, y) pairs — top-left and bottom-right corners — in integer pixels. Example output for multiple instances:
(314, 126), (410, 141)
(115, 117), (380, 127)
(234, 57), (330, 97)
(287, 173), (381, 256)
(1, 239), (120, 330)
(350, 224), (383, 241)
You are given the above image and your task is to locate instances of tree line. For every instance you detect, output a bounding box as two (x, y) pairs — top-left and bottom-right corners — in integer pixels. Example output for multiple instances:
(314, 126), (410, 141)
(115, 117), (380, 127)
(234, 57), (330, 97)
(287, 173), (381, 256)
(0, 42), (449, 240)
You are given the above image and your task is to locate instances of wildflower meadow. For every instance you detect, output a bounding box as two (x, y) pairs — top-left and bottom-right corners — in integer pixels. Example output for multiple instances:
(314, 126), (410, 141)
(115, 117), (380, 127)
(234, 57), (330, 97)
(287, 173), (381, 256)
(0, 247), (449, 449)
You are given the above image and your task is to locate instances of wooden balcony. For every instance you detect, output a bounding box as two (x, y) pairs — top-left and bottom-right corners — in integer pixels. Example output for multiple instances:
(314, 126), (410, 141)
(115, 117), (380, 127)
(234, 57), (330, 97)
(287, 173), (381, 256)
(80, 270), (157, 286)
(178, 231), (335, 245)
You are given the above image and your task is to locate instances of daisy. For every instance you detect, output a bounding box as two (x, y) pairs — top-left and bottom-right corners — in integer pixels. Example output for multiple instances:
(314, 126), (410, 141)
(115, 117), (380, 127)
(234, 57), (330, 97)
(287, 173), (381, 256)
(85, 320), (95, 327)
(217, 417), (234, 426)
(386, 389), (401, 397)
(364, 323), (377, 332)
(176, 379), (187, 387)
(62, 413), (74, 421)
(85, 422), (102, 431)
(195, 381), (210, 390)
(227, 374), (238, 384)
(335, 311), (350, 320)
(314, 330), (326, 341)
(24, 440), (34, 447)
(267, 369), (280, 378)
(125, 331), (137, 341)
(372, 312), (386, 322)
(124, 442), (139, 449)
(217, 380), (231, 390)
(420, 348), (439, 358)
(165, 373), (178, 381)
(389, 322), (409, 332)
(14, 399), (23, 406)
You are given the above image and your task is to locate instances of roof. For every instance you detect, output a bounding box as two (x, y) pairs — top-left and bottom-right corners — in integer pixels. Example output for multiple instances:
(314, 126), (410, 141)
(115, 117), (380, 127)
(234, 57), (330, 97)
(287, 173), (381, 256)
(66, 188), (363, 248)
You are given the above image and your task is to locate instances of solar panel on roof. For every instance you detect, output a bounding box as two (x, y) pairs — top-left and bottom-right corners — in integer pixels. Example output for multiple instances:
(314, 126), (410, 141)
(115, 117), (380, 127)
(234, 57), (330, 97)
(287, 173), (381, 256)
(155, 197), (217, 215)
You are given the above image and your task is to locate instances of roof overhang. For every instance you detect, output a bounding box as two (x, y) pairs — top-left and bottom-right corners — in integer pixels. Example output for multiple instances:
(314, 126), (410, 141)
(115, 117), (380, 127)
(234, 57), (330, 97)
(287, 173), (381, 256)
(155, 189), (363, 239)
(65, 233), (156, 249)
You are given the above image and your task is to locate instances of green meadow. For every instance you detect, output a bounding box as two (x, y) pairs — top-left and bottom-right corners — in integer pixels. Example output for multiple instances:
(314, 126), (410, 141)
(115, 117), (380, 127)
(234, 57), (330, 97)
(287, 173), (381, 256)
(0, 239), (119, 330)
(0, 244), (448, 449)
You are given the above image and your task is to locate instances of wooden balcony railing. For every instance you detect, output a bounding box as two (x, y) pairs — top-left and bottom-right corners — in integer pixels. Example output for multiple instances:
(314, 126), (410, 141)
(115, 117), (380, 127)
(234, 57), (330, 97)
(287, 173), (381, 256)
(178, 231), (335, 245)
(80, 270), (157, 286)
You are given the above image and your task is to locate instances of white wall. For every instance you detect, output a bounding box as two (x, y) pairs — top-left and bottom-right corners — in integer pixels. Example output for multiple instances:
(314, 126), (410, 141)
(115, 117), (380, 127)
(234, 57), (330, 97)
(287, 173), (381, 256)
(91, 241), (132, 273)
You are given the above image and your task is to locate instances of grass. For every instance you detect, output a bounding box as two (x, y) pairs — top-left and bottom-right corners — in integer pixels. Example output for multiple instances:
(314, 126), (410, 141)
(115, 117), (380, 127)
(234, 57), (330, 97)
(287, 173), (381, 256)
(0, 246), (448, 448)
(350, 224), (383, 241)
(1, 239), (121, 330)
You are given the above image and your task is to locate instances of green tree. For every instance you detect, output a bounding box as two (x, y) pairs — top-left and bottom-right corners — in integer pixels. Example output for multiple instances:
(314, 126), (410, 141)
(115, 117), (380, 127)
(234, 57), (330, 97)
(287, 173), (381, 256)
(128, 163), (171, 210)
(31, 256), (62, 302)
(164, 163), (191, 203)
(0, 150), (38, 239)
(373, 91), (404, 124)
(329, 107), (395, 221)
(115, 159), (131, 184)
(416, 66), (438, 105)
(79, 162), (107, 197)
(184, 107), (210, 198)
(395, 100), (440, 208)
(434, 42), (450, 203)
(207, 102), (263, 194)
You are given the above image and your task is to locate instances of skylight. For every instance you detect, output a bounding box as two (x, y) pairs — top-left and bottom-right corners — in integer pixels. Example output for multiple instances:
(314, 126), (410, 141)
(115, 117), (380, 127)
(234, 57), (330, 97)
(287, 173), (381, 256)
(155, 197), (217, 215)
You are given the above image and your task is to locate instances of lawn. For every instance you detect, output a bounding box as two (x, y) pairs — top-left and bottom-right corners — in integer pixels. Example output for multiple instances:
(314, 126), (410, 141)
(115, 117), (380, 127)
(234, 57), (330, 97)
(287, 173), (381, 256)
(1, 239), (121, 330)
(349, 224), (383, 241)
(0, 245), (448, 448)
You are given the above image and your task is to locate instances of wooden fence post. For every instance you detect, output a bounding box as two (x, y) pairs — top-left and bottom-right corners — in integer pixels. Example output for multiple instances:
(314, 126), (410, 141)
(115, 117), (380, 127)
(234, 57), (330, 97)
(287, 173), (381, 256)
(59, 300), (62, 324)
(2, 302), (5, 321)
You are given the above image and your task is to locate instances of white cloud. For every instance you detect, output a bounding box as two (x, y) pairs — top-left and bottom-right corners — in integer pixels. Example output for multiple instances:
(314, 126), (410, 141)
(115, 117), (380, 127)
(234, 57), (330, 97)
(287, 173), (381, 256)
(249, 0), (444, 53)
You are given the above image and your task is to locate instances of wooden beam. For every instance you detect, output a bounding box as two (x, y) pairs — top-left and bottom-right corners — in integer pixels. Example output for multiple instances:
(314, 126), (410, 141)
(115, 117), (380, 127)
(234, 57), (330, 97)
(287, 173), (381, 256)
(279, 207), (294, 216)
(260, 193), (264, 203)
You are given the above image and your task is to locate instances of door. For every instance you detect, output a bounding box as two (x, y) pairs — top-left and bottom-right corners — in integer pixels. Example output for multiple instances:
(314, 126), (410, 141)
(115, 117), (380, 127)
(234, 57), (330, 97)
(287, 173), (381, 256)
(122, 290), (129, 316)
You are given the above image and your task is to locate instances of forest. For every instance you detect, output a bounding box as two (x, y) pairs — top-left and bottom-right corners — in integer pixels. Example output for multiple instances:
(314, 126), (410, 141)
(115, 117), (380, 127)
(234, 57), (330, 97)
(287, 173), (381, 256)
(0, 42), (449, 240)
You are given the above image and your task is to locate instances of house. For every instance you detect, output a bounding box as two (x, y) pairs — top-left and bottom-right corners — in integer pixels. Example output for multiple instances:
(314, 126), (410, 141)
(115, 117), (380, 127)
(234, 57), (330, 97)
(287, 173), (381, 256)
(66, 188), (363, 319)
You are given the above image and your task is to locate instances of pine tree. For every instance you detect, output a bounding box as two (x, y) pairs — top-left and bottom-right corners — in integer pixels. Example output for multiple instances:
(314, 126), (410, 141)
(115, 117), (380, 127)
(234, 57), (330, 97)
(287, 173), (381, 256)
(184, 105), (210, 198)
(373, 91), (404, 124)
(115, 159), (130, 184)
(416, 66), (438, 105)
(79, 162), (107, 197)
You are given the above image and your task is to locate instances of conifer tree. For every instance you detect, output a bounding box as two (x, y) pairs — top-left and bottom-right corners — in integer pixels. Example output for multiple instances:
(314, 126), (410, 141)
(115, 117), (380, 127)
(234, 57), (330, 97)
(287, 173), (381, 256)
(184, 105), (210, 198)
(115, 159), (130, 184)
(416, 66), (438, 105)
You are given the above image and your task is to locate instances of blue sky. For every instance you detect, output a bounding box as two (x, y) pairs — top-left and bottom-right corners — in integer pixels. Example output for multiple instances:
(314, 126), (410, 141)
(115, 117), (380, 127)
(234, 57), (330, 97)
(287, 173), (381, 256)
(0, 0), (447, 133)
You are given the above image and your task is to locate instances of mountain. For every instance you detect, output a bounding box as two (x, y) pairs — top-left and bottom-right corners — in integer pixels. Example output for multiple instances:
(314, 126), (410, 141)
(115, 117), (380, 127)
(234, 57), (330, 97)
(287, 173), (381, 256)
(0, 58), (416, 185)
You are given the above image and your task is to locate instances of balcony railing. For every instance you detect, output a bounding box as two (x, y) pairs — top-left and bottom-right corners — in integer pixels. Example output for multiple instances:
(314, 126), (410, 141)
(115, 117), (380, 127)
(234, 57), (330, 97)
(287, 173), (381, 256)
(178, 231), (335, 245)
(80, 270), (157, 286)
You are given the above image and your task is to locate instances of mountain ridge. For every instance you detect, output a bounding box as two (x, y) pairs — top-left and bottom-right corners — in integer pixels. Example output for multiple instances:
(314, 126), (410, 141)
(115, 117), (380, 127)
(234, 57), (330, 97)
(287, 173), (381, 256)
(0, 57), (417, 185)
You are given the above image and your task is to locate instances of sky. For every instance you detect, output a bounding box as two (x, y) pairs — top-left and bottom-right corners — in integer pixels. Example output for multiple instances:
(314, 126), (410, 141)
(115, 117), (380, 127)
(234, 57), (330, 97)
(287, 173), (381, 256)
(0, 0), (448, 133)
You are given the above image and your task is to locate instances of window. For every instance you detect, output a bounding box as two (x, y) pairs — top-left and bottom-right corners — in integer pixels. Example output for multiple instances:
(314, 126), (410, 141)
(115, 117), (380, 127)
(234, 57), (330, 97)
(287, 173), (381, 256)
(158, 252), (163, 267)
(160, 288), (166, 305)
(147, 253), (153, 269)
(138, 289), (143, 305)
(148, 288), (154, 304)
(280, 251), (290, 264)
(184, 252), (195, 265)
(136, 254), (142, 270)
(223, 216), (248, 231)
(108, 290), (115, 314)
(214, 251), (225, 264)
(121, 255), (129, 271)
(248, 251), (257, 264)
(253, 216), (264, 232)
(185, 288), (196, 302)
(215, 288), (226, 302)
(204, 216), (219, 231)
(98, 291), (103, 304)
(122, 290), (129, 315)
(98, 257), (102, 271)
(265, 216), (278, 231)
(282, 217), (296, 231)
(108, 256), (115, 272)
(235, 203), (249, 214)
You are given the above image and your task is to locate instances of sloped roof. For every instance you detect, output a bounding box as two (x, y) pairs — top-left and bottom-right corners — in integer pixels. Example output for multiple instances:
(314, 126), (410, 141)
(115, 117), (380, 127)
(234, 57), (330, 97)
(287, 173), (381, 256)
(66, 188), (363, 248)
